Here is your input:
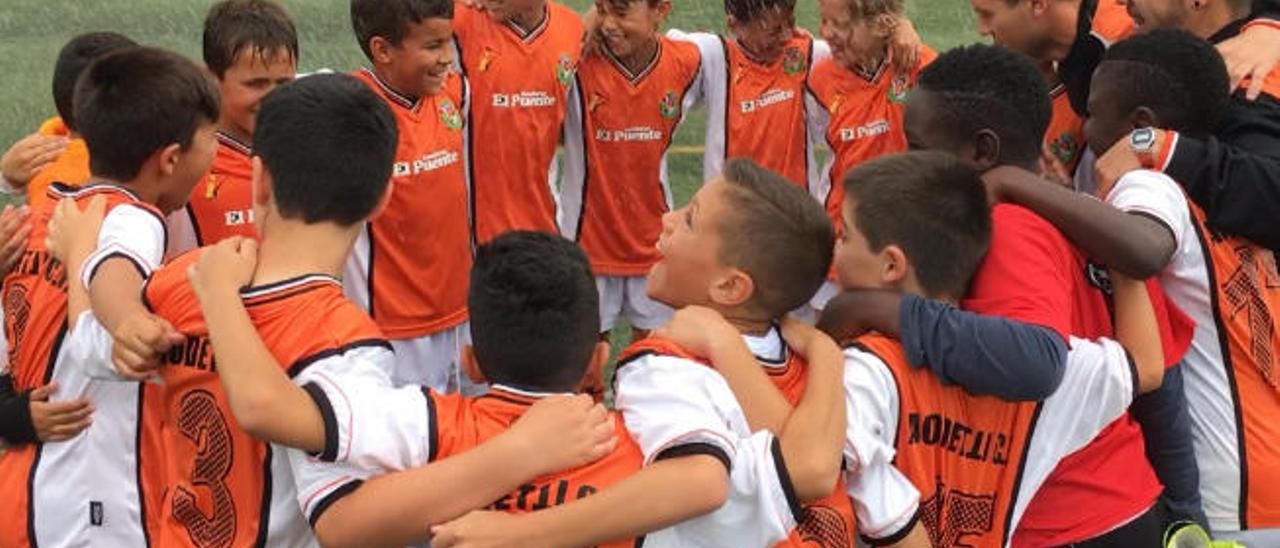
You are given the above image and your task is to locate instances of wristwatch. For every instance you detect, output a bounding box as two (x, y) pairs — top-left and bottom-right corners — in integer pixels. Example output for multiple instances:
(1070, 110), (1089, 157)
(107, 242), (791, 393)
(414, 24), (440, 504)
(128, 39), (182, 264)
(1129, 127), (1158, 169)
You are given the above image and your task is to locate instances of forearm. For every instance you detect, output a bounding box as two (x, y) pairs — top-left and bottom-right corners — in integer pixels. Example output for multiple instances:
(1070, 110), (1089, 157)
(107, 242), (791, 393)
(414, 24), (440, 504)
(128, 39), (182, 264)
(1110, 271), (1164, 393)
(708, 334), (793, 434)
(316, 432), (552, 548)
(778, 338), (846, 502)
(899, 294), (1066, 401)
(199, 287), (324, 451)
(996, 167), (1172, 277)
(516, 457), (728, 547)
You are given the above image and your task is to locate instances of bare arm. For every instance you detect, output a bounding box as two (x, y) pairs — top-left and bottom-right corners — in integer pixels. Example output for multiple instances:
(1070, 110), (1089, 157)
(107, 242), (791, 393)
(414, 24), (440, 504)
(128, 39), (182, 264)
(1110, 270), (1165, 394)
(775, 317), (846, 502)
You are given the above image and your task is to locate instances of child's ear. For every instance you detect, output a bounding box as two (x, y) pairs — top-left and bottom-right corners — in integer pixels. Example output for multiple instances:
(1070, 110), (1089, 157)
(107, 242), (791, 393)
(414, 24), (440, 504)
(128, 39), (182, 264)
(370, 36), (394, 65)
(250, 156), (274, 209)
(655, 0), (673, 24)
(972, 129), (1002, 172)
(880, 244), (911, 286)
(1029, 0), (1050, 15)
(461, 345), (488, 384)
(155, 143), (183, 178)
(874, 14), (898, 37)
(710, 268), (756, 308)
(577, 341), (611, 399)
(1130, 106), (1159, 131)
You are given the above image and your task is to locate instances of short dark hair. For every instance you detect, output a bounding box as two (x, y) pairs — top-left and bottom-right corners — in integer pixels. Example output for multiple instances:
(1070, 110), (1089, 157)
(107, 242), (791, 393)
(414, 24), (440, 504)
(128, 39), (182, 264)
(724, 0), (796, 21)
(74, 47), (220, 182)
(253, 73), (397, 225)
(600, 0), (665, 12)
(843, 151), (991, 299)
(469, 231), (600, 393)
(917, 44), (1051, 167)
(717, 158), (834, 318)
(203, 0), (299, 79)
(1102, 29), (1229, 138)
(51, 32), (137, 132)
(351, 0), (453, 61)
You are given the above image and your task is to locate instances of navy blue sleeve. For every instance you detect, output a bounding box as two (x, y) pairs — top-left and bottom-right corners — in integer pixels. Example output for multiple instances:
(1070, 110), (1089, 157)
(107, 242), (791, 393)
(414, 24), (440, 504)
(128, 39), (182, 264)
(0, 374), (37, 445)
(897, 293), (1067, 401)
(1130, 363), (1210, 530)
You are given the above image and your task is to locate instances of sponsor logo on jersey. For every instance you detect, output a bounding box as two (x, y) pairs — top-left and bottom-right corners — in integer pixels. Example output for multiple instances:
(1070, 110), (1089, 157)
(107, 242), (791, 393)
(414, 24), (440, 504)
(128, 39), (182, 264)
(394, 150), (462, 176)
(225, 209), (253, 226)
(740, 88), (797, 113)
(1050, 131), (1079, 167)
(204, 173), (221, 199)
(888, 75), (913, 104)
(594, 126), (664, 142)
(555, 53), (576, 87)
(783, 47), (806, 75)
(659, 90), (680, 119)
(492, 91), (557, 108)
(439, 98), (463, 130)
(838, 120), (891, 141)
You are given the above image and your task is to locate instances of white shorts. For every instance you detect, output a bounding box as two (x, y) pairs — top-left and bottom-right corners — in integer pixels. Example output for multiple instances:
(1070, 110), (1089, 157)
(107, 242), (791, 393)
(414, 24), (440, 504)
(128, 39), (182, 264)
(389, 322), (486, 395)
(597, 275), (672, 332)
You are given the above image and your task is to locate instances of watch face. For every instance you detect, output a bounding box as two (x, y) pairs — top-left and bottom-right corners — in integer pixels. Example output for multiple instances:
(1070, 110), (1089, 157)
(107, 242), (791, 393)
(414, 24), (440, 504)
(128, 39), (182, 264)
(1132, 128), (1156, 149)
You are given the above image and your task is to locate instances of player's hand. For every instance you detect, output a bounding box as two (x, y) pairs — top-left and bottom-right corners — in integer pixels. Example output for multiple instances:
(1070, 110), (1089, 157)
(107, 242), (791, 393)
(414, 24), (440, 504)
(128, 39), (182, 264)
(778, 314), (836, 360)
(0, 204), (32, 274)
(888, 15), (922, 75)
(1, 133), (68, 187)
(815, 289), (901, 344)
(431, 510), (540, 548)
(1094, 137), (1146, 200)
(28, 382), (94, 442)
(111, 313), (185, 380)
(1217, 22), (1280, 101)
(1038, 143), (1074, 189)
(508, 394), (615, 476)
(651, 305), (739, 359)
(45, 195), (106, 266)
(187, 236), (258, 305)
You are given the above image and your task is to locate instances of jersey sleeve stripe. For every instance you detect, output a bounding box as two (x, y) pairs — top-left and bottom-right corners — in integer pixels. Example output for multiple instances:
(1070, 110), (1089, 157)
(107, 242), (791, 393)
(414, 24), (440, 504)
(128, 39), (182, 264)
(286, 339), (394, 378)
(86, 249), (150, 285)
(861, 506), (922, 547)
(302, 382), (341, 462)
(308, 478), (365, 527)
(422, 387), (439, 463)
(654, 441), (731, 473)
(769, 435), (805, 523)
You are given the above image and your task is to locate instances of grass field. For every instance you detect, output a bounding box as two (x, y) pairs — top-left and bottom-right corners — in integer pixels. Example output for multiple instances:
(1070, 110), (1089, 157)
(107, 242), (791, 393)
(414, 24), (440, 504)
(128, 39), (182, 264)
(0, 0), (978, 352)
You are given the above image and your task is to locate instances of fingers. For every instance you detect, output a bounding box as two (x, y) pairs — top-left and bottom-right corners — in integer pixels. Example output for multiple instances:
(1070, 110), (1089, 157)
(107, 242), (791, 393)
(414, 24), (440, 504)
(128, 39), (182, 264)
(431, 526), (458, 548)
(39, 397), (92, 417)
(28, 382), (56, 401)
(1246, 67), (1268, 100)
(43, 415), (92, 441)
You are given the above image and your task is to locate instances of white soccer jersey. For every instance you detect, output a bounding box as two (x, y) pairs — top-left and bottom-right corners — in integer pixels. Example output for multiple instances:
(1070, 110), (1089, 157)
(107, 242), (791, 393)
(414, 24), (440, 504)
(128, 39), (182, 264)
(842, 336), (1138, 546)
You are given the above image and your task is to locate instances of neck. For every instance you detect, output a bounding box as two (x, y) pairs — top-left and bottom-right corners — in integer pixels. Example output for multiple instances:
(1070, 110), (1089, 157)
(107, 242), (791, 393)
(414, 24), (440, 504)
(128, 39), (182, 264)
(852, 44), (889, 77)
(510, 3), (547, 31)
(1191, 3), (1244, 39)
(217, 119), (252, 146)
(94, 175), (162, 209)
(721, 311), (774, 337)
(251, 216), (358, 286)
(370, 66), (420, 101)
(613, 37), (659, 75)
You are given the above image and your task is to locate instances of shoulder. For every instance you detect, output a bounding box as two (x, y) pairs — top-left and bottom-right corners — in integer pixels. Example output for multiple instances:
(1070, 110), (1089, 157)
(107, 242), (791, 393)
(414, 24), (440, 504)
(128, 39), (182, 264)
(663, 35), (703, 68)
(142, 249), (200, 312)
(549, 2), (585, 33)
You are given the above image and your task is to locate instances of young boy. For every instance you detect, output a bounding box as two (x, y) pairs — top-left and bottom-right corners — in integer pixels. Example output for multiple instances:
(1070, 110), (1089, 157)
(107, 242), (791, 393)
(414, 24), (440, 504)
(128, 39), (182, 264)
(0, 46), (219, 548)
(560, 0), (698, 341)
(806, 0), (935, 311)
(453, 0), (584, 243)
(833, 150), (1168, 547)
(17, 33), (139, 209)
(433, 158), (851, 548)
(167, 0), (298, 254)
(346, 0), (476, 390)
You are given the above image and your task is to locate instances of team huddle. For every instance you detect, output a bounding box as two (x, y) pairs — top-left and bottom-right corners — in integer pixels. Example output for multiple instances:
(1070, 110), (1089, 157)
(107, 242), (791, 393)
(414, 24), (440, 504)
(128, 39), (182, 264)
(0, 0), (1278, 546)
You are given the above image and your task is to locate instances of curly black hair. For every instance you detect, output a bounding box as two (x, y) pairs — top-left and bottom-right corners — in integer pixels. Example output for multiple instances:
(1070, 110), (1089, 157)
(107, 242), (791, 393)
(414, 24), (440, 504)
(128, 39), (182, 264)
(1101, 29), (1229, 137)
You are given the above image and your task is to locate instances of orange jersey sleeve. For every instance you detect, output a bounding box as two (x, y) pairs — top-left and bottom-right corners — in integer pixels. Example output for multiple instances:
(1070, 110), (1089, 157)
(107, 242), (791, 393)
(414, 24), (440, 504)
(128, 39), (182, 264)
(349, 69), (472, 338)
(562, 37), (702, 275)
(455, 2), (585, 242)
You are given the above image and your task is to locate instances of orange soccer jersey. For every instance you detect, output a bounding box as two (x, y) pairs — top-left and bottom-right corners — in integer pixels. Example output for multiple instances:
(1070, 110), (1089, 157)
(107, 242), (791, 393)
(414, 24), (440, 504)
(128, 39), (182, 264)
(0, 183), (166, 548)
(350, 69), (471, 338)
(454, 2), (584, 242)
(428, 386), (644, 547)
(141, 250), (390, 548)
(1044, 84), (1085, 175)
(808, 49), (937, 233)
(853, 334), (1039, 548)
(179, 131), (258, 247)
(721, 33), (818, 188)
(562, 37), (701, 275)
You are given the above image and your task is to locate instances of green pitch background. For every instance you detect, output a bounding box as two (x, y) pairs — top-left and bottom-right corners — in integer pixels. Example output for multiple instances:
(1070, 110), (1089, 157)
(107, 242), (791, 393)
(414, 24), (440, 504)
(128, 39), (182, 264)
(0, 0), (977, 352)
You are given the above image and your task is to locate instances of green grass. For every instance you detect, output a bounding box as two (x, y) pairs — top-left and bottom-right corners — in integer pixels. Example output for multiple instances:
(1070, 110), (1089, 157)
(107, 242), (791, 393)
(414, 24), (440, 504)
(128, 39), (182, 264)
(0, 0), (977, 354)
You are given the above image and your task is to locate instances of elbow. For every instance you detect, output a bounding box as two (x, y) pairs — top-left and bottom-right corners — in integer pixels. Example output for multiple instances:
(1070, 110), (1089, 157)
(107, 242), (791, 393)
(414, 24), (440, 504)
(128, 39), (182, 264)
(1137, 361), (1165, 395)
(687, 461), (730, 515)
(228, 393), (277, 441)
(792, 456), (841, 503)
(1119, 236), (1175, 280)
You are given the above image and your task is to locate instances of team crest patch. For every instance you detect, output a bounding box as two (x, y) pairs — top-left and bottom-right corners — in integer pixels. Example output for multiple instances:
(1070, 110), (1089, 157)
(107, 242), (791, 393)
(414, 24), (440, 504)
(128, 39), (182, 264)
(205, 174), (220, 199)
(888, 75), (912, 104)
(555, 53), (575, 86)
(479, 48), (497, 72)
(439, 98), (462, 130)
(783, 47), (806, 75)
(659, 90), (680, 119)
(1050, 132), (1079, 166)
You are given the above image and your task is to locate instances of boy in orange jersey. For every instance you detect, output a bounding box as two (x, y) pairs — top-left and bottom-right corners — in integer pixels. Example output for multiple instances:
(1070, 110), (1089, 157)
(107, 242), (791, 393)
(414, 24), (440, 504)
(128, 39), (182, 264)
(455, 0), (584, 242)
(346, 0), (476, 390)
(560, 0), (697, 342)
(14, 33), (138, 210)
(831, 151), (1168, 547)
(51, 74), (617, 548)
(0, 46), (219, 548)
(806, 0), (935, 312)
(167, 0), (298, 254)
(435, 159), (852, 548)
